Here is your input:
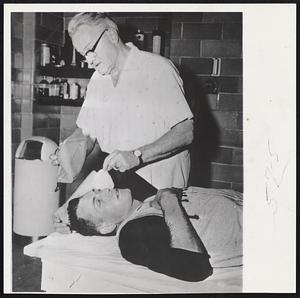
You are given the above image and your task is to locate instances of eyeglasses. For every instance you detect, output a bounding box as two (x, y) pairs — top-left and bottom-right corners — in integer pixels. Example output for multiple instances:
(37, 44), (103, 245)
(83, 28), (109, 59)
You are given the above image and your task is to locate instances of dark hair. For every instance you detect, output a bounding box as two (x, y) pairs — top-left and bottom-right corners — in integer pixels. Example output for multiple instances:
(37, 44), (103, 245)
(67, 197), (116, 236)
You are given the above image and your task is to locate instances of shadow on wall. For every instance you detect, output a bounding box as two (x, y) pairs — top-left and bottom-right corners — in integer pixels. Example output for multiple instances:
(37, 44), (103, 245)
(179, 66), (220, 187)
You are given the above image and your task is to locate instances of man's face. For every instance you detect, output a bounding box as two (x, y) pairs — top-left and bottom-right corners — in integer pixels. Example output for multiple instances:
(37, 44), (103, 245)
(76, 188), (133, 227)
(72, 25), (118, 76)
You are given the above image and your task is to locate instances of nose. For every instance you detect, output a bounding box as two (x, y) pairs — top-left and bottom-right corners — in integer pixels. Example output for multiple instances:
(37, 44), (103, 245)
(92, 188), (102, 194)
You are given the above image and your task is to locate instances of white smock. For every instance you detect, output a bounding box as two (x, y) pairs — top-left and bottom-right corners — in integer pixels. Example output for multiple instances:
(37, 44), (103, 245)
(76, 43), (193, 189)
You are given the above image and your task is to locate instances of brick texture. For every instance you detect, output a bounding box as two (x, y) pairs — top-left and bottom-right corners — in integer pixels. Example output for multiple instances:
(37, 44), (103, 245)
(220, 58), (242, 76)
(33, 113), (48, 129)
(202, 12), (242, 23)
(170, 39), (200, 57)
(171, 12), (203, 22)
(171, 23), (181, 39)
(232, 148), (243, 164)
(218, 93), (243, 111)
(212, 147), (233, 164)
(222, 23), (242, 40)
(212, 111), (240, 130)
(182, 23), (222, 40)
(211, 163), (243, 183)
(202, 40), (242, 58)
(12, 114), (22, 128)
(12, 129), (21, 143)
(220, 129), (243, 147)
(181, 58), (214, 75)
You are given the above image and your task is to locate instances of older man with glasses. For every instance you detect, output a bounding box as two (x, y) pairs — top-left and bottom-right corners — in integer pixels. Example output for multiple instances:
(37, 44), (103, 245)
(54, 12), (194, 196)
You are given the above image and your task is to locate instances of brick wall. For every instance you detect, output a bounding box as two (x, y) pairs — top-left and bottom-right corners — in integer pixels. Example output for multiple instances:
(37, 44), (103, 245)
(169, 12), (243, 192)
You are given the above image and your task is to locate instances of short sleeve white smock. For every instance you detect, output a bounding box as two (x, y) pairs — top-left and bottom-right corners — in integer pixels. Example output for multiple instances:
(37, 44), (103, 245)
(76, 43), (193, 189)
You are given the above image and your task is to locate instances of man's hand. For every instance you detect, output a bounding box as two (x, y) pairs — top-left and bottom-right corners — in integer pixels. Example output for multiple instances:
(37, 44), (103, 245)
(52, 204), (71, 234)
(102, 150), (140, 172)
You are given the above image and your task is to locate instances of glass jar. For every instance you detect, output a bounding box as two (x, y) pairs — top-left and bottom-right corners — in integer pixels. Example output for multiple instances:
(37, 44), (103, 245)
(53, 78), (60, 97)
(49, 78), (55, 97)
(40, 43), (50, 66)
(38, 76), (49, 97)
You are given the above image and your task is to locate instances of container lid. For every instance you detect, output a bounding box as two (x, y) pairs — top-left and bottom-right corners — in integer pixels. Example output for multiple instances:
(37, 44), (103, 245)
(15, 136), (58, 162)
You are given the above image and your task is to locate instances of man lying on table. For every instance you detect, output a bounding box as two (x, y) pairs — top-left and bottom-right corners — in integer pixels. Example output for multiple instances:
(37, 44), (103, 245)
(53, 185), (243, 282)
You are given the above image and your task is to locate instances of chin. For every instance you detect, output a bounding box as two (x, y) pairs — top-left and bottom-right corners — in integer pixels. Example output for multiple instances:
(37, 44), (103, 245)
(119, 188), (132, 203)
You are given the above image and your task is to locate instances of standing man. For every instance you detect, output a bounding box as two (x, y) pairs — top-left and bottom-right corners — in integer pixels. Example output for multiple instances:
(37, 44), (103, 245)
(57, 12), (194, 189)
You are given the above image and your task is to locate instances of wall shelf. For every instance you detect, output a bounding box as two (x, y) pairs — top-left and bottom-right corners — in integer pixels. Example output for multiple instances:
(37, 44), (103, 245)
(35, 96), (84, 106)
(37, 66), (94, 79)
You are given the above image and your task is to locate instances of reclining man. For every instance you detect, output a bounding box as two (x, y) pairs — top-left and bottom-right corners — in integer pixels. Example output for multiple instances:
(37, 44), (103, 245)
(53, 186), (243, 282)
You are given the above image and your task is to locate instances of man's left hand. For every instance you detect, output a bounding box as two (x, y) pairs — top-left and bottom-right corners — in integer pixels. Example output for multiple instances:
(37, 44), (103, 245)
(102, 150), (140, 172)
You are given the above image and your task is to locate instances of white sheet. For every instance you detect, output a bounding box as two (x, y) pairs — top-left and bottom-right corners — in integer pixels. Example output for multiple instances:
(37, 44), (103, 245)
(24, 232), (242, 293)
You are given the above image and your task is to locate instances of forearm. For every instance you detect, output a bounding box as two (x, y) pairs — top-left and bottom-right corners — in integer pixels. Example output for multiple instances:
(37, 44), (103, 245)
(158, 190), (207, 254)
(138, 119), (193, 164)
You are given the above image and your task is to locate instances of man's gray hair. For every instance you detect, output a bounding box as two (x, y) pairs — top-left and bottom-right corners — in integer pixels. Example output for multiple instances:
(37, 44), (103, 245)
(68, 12), (118, 38)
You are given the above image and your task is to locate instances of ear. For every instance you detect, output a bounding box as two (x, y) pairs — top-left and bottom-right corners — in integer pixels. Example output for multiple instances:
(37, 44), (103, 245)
(107, 28), (119, 44)
(96, 222), (117, 235)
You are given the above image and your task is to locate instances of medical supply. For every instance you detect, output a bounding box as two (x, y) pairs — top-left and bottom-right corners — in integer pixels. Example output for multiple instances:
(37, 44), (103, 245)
(40, 43), (50, 66)
(38, 76), (49, 97)
(80, 86), (86, 98)
(152, 29), (162, 55)
(70, 82), (80, 100)
(71, 48), (77, 66)
(62, 79), (69, 99)
(49, 78), (60, 97)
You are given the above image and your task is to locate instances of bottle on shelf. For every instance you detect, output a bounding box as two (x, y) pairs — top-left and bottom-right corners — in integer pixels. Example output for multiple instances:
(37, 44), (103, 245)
(70, 82), (80, 100)
(152, 28), (162, 55)
(61, 30), (73, 66)
(53, 78), (61, 97)
(62, 79), (70, 100)
(38, 76), (49, 97)
(40, 43), (50, 67)
(80, 86), (86, 98)
(71, 48), (77, 67)
(49, 77), (55, 97)
(135, 29), (145, 50)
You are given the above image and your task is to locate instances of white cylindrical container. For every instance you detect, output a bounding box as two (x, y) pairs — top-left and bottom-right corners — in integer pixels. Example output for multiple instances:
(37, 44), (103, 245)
(70, 83), (79, 100)
(40, 43), (50, 66)
(152, 29), (161, 55)
(13, 137), (60, 237)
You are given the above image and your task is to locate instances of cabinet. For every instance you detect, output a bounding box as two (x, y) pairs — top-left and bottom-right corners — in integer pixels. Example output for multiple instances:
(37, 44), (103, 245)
(35, 66), (94, 106)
